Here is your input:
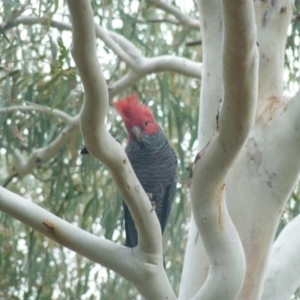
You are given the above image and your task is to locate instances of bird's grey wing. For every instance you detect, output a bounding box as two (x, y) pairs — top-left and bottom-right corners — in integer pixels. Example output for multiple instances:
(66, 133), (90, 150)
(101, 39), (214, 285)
(159, 171), (177, 234)
(123, 201), (138, 247)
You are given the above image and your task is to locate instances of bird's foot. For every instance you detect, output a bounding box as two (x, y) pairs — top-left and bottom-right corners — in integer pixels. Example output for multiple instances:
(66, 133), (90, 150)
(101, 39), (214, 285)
(146, 193), (155, 212)
(147, 193), (153, 200)
(150, 201), (156, 212)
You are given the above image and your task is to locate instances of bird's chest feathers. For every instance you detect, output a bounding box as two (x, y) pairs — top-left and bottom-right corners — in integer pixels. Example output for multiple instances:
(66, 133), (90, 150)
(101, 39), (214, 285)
(125, 137), (167, 165)
(125, 133), (173, 191)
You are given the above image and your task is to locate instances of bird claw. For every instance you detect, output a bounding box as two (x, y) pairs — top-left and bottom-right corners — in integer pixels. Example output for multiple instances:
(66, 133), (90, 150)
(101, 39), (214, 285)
(146, 193), (155, 212)
(150, 201), (156, 212)
(147, 193), (153, 200)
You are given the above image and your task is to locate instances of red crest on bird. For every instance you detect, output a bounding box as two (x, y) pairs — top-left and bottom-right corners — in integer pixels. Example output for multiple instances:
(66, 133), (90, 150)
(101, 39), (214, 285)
(113, 94), (160, 141)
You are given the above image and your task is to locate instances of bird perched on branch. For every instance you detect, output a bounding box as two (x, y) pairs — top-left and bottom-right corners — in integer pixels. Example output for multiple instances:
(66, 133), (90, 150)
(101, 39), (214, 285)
(113, 94), (178, 248)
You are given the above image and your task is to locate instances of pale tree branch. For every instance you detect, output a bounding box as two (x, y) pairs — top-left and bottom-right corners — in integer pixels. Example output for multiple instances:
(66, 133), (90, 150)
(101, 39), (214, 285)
(2, 15), (201, 181)
(108, 31), (144, 62)
(220, 0), (258, 147)
(179, 1), (224, 297)
(94, 24), (136, 68)
(108, 28), (202, 77)
(3, 17), (134, 68)
(3, 16), (201, 93)
(109, 71), (141, 98)
(253, 0), (293, 112)
(262, 215), (300, 300)
(67, 0), (176, 298)
(147, 17), (179, 25)
(279, 89), (300, 148)
(153, 0), (199, 29)
(0, 103), (80, 178)
(0, 187), (139, 281)
(189, 0), (258, 299)
(0, 104), (73, 123)
(109, 56), (201, 99)
(218, 2), (293, 298)
(108, 27), (201, 98)
(12, 115), (79, 177)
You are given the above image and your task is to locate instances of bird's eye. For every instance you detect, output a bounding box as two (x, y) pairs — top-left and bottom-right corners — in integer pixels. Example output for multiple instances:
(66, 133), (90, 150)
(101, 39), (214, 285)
(145, 121), (148, 126)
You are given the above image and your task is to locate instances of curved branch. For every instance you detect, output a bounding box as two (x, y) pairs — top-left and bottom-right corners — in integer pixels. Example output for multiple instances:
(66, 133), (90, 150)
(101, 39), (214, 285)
(146, 55), (201, 77)
(154, 1), (199, 29)
(109, 54), (201, 99)
(2, 173), (18, 187)
(0, 103), (80, 178)
(108, 31), (144, 62)
(0, 104), (73, 123)
(94, 24), (136, 68)
(179, 2), (225, 297)
(108, 30), (201, 98)
(3, 16), (134, 68)
(109, 71), (141, 98)
(279, 89), (300, 151)
(3, 16), (202, 93)
(68, 0), (159, 256)
(189, 0), (258, 299)
(108, 30), (201, 77)
(0, 187), (138, 280)
(219, 1), (258, 149)
(261, 215), (300, 300)
(67, 1), (176, 298)
(0, 101), (79, 178)
(12, 115), (79, 177)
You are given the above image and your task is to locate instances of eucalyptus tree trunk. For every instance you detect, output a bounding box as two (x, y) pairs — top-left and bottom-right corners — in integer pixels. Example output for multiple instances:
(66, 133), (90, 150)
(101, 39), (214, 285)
(180, 1), (299, 299)
(0, 0), (299, 299)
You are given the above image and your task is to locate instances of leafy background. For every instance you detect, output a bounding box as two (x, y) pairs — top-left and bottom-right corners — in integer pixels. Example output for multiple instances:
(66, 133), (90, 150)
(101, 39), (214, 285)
(0, 0), (299, 299)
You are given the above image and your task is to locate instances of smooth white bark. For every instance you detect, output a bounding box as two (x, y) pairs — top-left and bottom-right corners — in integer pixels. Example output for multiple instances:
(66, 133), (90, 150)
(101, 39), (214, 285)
(0, 104), (74, 123)
(253, 0), (292, 113)
(11, 115), (79, 177)
(179, 1), (224, 297)
(2, 17), (201, 179)
(0, 105), (78, 178)
(262, 215), (300, 300)
(225, 1), (294, 298)
(109, 56), (201, 98)
(188, 0), (257, 299)
(67, 0), (176, 298)
(109, 30), (201, 76)
(154, 1), (199, 29)
(4, 17), (201, 94)
(0, 187), (135, 276)
(99, 31), (202, 97)
(180, 1), (296, 300)
(1, 1), (299, 299)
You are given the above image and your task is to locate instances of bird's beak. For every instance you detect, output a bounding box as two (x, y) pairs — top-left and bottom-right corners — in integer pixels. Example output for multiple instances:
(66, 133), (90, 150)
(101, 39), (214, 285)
(132, 126), (143, 142)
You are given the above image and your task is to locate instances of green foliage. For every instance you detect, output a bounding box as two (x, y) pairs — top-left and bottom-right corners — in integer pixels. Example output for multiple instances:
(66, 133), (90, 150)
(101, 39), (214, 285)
(285, 0), (300, 92)
(0, 0), (199, 298)
(0, 0), (298, 299)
